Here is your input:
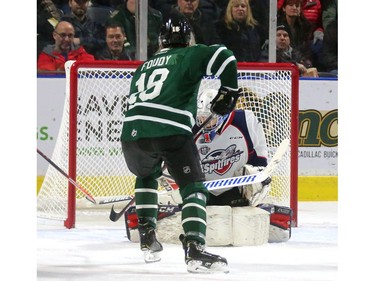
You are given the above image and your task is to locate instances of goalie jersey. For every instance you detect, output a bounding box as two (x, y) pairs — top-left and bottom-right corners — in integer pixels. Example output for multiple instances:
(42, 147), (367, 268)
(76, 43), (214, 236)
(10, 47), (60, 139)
(194, 109), (268, 196)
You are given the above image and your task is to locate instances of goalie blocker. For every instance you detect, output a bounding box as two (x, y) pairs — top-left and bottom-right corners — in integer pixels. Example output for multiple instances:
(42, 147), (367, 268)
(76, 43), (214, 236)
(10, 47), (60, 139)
(124, 203), (293, 246)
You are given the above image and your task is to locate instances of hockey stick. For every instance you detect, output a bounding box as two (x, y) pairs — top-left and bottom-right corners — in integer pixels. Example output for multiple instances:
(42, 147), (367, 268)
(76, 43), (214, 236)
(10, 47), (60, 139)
(160, 138), (289, 191)
(203, 138), (289, 192)
(96, 195), (133, 205)
(37, 148), (97, 204)
(119, 138), (289, 206)
(100, 137), (288, 211)
(109, 196), (135, 222)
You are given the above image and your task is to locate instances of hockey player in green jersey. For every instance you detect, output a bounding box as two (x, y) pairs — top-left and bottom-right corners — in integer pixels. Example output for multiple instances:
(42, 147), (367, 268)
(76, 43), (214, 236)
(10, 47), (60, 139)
(120, 14), (239, 273)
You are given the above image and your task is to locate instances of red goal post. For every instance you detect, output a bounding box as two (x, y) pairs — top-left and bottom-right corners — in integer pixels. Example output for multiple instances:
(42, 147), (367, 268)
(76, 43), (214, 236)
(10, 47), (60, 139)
(37, 60), (299, 228)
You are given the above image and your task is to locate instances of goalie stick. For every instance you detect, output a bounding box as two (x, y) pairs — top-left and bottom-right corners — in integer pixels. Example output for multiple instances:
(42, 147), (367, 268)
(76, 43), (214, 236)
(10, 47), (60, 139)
(37, 148), (97, 204)
(161, 138), (289, 192)
(103, 138), (290, 207)
(109, 138), (289, 223)
(203, 138), (289, 192)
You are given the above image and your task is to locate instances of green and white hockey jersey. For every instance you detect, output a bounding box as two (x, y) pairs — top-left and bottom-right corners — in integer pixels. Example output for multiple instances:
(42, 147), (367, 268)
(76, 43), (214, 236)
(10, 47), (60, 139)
(121, 44), (238, 141)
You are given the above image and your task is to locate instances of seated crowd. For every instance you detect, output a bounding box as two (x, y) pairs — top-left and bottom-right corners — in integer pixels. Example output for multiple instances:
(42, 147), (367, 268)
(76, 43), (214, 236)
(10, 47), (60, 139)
(37, 0), (337, 75)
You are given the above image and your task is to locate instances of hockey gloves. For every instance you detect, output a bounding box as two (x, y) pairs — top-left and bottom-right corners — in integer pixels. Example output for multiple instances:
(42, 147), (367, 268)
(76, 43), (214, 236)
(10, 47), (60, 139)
(210, 86), (240, 116)
(236, 165), (272, 206)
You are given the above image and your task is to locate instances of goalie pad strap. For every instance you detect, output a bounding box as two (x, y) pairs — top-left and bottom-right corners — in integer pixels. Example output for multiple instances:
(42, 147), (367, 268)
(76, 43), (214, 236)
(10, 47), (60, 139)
(270, 205), (293, 230)
(125, 204), (181, 232)
(257, 203), (292, 243)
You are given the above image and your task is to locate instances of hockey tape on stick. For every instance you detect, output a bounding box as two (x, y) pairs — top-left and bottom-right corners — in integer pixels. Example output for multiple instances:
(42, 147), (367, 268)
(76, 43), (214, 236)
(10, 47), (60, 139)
(37, 148), (97, 204)
(203, 172), (268, 191)
(203, 139), (289, 192)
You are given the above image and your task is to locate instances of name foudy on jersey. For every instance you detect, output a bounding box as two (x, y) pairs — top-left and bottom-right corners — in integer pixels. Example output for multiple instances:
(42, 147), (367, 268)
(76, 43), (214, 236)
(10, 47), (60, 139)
(210, 86), (240, 116)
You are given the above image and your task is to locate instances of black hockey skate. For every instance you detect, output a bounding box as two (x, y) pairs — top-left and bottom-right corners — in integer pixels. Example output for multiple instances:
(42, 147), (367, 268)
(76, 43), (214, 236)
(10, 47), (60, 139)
(138, 220), (163, 263)
(179, 234), (229, 273)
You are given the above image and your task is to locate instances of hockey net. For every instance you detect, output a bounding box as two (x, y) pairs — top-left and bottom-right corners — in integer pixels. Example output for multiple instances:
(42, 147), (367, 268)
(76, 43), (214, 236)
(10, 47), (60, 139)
(37, 60), (299, 228)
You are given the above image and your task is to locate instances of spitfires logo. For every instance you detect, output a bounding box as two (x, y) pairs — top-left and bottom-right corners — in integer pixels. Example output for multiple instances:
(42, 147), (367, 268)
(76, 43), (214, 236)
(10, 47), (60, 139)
(201, 144), (243, 176)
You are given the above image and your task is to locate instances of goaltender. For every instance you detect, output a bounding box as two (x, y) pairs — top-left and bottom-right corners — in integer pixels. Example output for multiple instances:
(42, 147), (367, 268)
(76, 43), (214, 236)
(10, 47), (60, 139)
(125, 88), (293, 248)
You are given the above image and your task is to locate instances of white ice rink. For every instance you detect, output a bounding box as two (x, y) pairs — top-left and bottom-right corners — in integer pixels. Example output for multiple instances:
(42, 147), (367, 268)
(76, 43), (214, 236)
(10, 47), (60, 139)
(35, 202), (338, 281)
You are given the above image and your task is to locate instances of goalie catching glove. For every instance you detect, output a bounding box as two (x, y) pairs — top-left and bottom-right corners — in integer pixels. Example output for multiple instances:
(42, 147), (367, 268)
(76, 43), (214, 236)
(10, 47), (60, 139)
(235, 165), (272, 206)
(210, 86), (240, 116)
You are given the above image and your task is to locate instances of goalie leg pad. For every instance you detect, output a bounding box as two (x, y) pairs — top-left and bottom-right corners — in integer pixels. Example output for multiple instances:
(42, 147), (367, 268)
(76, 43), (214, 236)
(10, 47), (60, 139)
(156, 205), (233, 246)
(232, 206), (270, 246)
(257, 203), (293, 243)
(126, 205), (270, 246)
(205, 206), (233, 246)
(125, 205), (181, 243)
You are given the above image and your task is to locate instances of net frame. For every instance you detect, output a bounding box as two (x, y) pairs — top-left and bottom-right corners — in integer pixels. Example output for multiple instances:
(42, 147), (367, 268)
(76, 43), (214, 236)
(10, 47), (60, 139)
(37, 60), (299, 228)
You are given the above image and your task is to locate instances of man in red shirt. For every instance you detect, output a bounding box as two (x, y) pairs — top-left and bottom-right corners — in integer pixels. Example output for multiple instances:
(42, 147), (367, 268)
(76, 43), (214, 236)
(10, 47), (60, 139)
(37, 20), (94, 72)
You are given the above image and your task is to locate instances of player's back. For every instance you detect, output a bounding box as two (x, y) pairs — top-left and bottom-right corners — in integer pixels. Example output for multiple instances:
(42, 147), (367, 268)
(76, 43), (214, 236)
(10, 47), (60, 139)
(121, 44), (238, 141)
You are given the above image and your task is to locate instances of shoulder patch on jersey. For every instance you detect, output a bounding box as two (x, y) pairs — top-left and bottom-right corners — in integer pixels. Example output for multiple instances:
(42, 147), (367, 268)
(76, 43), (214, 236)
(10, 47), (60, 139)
(199, 145), (210, 155)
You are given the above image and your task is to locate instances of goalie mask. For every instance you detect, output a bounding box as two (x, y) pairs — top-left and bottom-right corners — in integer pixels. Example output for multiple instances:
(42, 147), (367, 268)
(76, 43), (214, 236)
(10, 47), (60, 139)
(196, 89), (228, 142)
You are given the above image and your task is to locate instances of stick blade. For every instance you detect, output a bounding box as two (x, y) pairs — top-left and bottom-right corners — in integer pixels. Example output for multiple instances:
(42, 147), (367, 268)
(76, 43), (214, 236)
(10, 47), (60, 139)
(109, 205), (123, 222)
(85, 195), (97, 204)
(263, 138), (289, 177)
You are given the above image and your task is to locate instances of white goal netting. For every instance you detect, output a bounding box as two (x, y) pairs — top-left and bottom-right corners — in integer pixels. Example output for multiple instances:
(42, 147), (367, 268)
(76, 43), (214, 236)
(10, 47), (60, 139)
(37, 61), (298, 227)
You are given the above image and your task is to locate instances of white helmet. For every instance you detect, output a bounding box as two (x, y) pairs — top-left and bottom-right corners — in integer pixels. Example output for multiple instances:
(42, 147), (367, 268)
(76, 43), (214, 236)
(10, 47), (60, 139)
(196, 89), (228, 142)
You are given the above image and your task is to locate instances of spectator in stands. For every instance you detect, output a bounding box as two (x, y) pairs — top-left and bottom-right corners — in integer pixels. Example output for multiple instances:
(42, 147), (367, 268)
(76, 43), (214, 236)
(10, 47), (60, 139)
(168, 0), (220, 46)
(300, 0), (324, 71)
(276, 24), (316, 77)
(54, 0), (71, 14)
(277, 0), (313, 66)
(87, 0), (115, 26)
(61, 0), (106, 55)
(95, 22), (133, 60)
(37, 21), (95, 72)
(301, 0), (323, 40)
(321, 16), (337, 75)
(110, 0), (124, 8)
(37, 0), (63, 58)
(215, 0), (262, 62)
(198, 0), (222, 24)
(250, 0), (270, 54)
(149, 0), (176, 21)
(150, 0), (222, 24)
(320, 0), (337, 74)
(322, 0), (337, 30)
(110, 0), (163, 59)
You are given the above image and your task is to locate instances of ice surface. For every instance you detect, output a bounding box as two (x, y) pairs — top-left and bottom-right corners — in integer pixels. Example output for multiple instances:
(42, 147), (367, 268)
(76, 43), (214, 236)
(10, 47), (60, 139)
(37, 202), (338, 281)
